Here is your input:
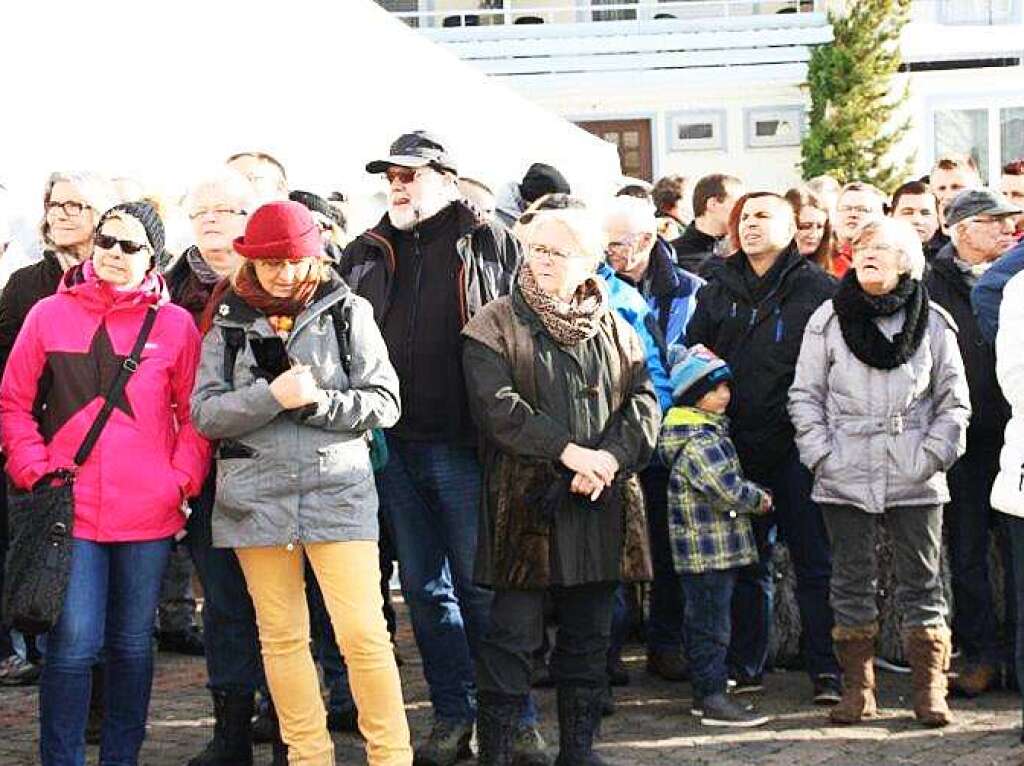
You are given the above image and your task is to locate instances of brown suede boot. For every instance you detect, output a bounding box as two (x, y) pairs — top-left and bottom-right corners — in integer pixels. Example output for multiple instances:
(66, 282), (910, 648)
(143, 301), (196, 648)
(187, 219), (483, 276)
(904, 626), (953, 727)
(829, 623), (879, 724)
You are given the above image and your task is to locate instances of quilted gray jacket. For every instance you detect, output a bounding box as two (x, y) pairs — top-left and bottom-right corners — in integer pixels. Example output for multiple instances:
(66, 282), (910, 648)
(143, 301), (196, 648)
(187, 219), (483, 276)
(788, 299), (970, 514)
(190, 278), (400, 548)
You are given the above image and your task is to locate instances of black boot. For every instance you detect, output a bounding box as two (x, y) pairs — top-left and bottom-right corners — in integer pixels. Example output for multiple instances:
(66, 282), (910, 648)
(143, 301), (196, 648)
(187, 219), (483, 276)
(555, 686), (607, 766)
(271, 738), (289, 766)
(188, 690), (254, 766)
(476, 691), (522, 766)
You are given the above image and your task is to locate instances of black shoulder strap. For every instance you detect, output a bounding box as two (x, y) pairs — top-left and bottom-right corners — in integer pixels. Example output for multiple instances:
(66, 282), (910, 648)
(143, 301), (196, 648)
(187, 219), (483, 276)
(330, 299), (353, 377)
(221, 327), (246, 387)
(73, 307), (158, 466)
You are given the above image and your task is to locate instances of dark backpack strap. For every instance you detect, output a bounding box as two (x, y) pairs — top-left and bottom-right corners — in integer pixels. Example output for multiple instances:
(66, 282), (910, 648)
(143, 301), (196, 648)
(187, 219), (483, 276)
(221, 327), (246, 387)
(330, 300), (353, 378)
(73, 307), (158, 466)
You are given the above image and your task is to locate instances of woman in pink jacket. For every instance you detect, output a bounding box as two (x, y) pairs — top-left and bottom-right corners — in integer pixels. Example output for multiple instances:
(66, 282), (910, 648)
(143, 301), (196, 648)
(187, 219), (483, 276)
(0, 201), (211, 766)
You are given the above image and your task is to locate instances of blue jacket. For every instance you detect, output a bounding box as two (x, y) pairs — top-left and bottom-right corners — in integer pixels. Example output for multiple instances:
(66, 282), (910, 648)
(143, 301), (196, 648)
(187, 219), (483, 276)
(634, 238), (704, 348)
(597, 263), (673, 411)
(972, 239), (1024, 344)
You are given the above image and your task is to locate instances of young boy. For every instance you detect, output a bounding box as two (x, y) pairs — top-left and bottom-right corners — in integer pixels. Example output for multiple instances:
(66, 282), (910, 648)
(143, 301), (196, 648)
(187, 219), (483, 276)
(659, 344), (773, 727)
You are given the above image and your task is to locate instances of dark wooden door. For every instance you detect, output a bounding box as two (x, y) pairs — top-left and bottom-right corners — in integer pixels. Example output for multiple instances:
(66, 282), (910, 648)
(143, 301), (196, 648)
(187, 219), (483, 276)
(576, 119), (653, 182)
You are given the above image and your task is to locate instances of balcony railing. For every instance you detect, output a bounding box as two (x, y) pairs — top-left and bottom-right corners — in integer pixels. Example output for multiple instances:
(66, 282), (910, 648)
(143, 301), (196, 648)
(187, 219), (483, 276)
(390, 1), (820, 29)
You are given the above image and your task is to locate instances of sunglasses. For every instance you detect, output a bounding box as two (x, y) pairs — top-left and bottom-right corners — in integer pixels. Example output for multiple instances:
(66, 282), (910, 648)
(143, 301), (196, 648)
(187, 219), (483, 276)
(384, 167), (421, 185)
(94, 232), (150, 255)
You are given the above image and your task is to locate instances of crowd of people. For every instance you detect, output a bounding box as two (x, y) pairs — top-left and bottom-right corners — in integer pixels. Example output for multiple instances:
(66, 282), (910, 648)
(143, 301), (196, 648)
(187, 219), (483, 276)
(0, 134), (1024, 766)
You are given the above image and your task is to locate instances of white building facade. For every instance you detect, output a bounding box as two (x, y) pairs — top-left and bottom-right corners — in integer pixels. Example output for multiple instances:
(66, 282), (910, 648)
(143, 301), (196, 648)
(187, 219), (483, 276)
(377, 0), (1024, 191)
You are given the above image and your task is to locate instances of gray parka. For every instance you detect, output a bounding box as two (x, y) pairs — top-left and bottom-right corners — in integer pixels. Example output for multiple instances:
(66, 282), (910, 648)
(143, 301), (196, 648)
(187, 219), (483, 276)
(788, 299), (970, 514)
(190, 278), (400, 548)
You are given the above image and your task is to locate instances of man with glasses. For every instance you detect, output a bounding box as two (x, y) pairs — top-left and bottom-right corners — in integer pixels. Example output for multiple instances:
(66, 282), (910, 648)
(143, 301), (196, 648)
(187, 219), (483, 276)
(226, 151), (289, 205)
(339, 132), (533, 766)
(833, 183), (886, 276)
(602, 195), (701, 686)
(927, 189), (1022, 699)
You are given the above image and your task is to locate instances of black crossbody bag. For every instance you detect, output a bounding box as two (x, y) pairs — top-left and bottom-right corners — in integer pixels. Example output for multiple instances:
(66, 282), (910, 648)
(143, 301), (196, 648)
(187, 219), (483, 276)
(2, 308), (158, 633)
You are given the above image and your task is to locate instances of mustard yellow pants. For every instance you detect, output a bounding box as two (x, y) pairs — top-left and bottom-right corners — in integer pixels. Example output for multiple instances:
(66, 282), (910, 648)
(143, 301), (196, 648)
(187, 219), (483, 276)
(236, 541), (412, 766)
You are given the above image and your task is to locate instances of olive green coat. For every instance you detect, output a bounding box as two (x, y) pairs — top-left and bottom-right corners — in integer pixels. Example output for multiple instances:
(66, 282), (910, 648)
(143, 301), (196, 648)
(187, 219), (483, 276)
(462, 286), (659, 589)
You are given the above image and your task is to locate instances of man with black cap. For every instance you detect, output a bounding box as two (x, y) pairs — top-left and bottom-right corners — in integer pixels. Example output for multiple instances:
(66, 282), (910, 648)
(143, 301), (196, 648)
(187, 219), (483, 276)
(495, 162), (571, 228)
(339, 131), (535, 766)
(927, 188), (1022, 698)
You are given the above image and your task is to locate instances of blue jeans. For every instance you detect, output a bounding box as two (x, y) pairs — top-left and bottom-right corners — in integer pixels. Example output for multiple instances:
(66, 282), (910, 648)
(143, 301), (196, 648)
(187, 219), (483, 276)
(40, 537), (171, 766)
(186, 474), (263, 694)
(729, 447), (838, 679)
(642, 466), (684, 653)
(946, 443), (1013, 666)
(681, 569), (737, 698)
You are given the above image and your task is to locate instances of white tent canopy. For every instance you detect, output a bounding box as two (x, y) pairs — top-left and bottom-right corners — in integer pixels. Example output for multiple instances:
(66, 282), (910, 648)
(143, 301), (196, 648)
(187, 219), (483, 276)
(0, 0), (621, 228)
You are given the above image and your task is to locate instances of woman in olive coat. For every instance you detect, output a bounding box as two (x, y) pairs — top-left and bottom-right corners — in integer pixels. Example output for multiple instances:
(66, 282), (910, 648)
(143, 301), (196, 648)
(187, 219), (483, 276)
(462, 200), (659, 765)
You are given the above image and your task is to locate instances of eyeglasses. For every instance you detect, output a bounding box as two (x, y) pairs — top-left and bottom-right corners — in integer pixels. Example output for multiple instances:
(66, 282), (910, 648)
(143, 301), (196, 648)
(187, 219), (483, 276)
(605, 234), (644, 258)
(94, 232), (150, 255)
(968, 215), (1015, 227)
(252, 259), (311, 276)
(527, 243), (579, 262)
(384, 167), (422, 185)
(189, 207), (246, 221)
(837, 205), (877, 215)
(46, 200), (90, 217)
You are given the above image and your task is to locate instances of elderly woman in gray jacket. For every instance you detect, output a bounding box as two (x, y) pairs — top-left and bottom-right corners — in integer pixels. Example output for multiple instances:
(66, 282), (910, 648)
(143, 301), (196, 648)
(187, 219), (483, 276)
(788, 217), (970, 729)
(191, 201), (411, 766)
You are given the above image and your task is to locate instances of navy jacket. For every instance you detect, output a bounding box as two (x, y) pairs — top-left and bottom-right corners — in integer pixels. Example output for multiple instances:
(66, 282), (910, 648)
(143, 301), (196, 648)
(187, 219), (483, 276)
(972, 239), (1024, 344)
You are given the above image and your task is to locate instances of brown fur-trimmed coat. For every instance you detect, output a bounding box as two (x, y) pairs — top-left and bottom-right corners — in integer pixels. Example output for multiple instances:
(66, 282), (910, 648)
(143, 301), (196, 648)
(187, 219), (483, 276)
(462, 287), (659, 589)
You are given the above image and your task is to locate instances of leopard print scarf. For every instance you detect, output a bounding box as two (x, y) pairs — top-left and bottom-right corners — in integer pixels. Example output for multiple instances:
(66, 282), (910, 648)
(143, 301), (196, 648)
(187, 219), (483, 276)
(517, 262), (608, 346)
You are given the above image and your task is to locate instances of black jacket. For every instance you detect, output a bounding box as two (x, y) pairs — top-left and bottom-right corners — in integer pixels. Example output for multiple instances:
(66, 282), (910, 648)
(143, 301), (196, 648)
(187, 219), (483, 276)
(672, 221), (721, 275)
(339, 201), (521, 443)
(0, 251), (64, 375)
(925, 246), (1010, 444)
(685, 244), (836, 476)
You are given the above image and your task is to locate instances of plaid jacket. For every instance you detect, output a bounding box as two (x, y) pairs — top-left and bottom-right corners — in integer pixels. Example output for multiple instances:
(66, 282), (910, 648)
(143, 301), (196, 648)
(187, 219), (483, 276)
(657, 407), (769, 574)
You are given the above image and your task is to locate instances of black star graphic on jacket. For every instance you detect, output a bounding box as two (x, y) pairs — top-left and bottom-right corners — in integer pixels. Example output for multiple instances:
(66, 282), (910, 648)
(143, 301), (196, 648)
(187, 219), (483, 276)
(40, 322), (138, 440)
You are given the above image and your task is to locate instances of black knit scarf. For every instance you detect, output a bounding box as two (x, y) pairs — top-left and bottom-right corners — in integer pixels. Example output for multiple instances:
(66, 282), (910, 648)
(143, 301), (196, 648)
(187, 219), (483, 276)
(833, 270), (929, 370)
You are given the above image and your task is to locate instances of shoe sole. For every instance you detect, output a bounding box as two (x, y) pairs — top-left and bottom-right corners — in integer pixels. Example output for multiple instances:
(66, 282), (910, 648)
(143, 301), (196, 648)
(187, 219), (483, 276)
(814, 694), (842, 706)
(701, 714), (772, 727)
(729, 685), (764, 695)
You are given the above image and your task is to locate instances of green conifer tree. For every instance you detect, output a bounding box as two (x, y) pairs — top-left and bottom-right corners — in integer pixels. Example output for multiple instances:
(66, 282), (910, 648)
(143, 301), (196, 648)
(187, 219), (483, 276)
(801, 0), (913, 192)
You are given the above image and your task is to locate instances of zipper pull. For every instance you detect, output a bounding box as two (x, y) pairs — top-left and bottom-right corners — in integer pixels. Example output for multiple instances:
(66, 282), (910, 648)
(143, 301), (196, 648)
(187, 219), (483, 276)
(748, 307), (757, 327)
(730, 301), (737, 318)
(774, 307), (784, 343)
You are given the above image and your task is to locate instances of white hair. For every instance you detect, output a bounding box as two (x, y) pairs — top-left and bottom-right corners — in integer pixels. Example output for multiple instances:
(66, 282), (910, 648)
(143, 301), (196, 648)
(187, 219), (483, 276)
(40, 171), (120, 248)
(602, 195), (657, 237)
(183, 168), (257, 216)
(853, 218), (926, 280)
(517, 202), (606, 266)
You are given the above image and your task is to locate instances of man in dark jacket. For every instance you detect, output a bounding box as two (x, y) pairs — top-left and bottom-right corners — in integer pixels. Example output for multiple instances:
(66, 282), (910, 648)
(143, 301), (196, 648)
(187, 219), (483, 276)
(685, 192), (840, 703)
(671, 173), (742, 277)
(927, 189), (1021, 697)
(339, 131), (530, 766)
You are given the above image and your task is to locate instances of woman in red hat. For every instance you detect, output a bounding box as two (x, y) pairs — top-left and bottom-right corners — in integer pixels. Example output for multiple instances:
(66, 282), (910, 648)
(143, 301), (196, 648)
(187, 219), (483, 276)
(191, 201), (411, 766)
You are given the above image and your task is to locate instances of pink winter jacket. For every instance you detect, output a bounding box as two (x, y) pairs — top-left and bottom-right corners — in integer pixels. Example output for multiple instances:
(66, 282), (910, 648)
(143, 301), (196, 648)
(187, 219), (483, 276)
(0, 263), (212, 542)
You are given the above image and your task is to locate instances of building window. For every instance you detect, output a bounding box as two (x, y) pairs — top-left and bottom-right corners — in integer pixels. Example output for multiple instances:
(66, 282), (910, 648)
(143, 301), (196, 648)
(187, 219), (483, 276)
(937, 0), (1021, 24)
(744, 106), (804, 149)
(934, 108), (990, 180)
(666, 110), (727, 152)
(1002, 107), (1024, 164)
(591, 0), (638, 22)
(375, 0), (420, 27)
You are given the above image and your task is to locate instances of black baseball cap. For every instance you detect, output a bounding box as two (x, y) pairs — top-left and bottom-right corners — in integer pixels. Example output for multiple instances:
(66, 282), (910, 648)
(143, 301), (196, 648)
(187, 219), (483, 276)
(944, 188), (1022, 227)
(366, 131), (457, 175)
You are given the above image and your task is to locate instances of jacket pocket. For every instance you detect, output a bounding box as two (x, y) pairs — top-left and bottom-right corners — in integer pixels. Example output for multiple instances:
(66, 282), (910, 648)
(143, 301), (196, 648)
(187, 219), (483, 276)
(316, 443), (372, 495)
(215, 456), (258, 522)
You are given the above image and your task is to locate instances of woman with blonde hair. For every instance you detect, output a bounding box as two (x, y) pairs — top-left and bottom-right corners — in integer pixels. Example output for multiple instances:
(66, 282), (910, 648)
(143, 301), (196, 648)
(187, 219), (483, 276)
(462, 197), (659, 764)
(785, 186), (834, 273)
(191, 201), (410, 766)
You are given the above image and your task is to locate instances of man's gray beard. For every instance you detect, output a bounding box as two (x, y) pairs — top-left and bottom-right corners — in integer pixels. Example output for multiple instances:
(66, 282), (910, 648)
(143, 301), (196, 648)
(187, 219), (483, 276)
(388, 194), (450, 231)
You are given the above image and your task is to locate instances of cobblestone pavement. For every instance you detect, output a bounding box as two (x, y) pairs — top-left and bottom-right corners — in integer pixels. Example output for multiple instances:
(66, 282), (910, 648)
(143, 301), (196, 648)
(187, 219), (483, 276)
(3, 610), (1024, 765)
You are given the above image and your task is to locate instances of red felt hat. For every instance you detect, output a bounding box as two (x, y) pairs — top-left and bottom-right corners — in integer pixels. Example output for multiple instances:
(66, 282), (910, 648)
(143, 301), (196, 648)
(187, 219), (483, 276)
(234, 201), (321, 261)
